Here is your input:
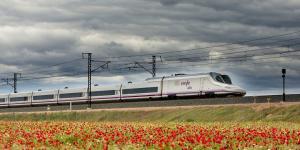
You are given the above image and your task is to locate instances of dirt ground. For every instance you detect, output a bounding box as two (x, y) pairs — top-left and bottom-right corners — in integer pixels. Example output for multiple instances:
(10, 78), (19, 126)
(1, 101), (300, 115)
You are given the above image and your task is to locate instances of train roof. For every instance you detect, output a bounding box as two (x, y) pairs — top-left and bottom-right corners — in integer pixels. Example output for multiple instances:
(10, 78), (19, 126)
(0, 72), (224, 95)
(145, 72), (214, 81)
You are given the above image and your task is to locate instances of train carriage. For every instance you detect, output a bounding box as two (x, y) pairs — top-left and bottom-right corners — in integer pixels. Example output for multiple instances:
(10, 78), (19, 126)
(8, 92), (32, 106)
(121, 82), (162, 100)
(31, 90), (58, 105)
(0, 94), (8, 107)
(161, 74), (207, 97)
(147, 72), (246, 98)
(209, 72), (246, 96)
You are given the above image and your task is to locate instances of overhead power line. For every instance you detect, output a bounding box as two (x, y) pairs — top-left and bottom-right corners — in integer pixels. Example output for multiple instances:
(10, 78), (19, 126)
(163, 42), (300, 63)
(160, 37), (300, 60)
(0, 58), (82, 77)
(1, 73), (22, 93)
(92, 33), (300, 64)
(1, 30), (300, 88)
(12, 51), (300, 82)
(95, 30), (300, 60)
(6, 47), (300, 83)
(110, 53), (300, 73)
(1, 30), (299, 78)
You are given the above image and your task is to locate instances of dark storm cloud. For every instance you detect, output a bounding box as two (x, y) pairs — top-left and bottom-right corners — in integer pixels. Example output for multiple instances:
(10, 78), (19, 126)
(157, 0), (300, 27)
(1, 0), (298, 44)
(0, 0), (299, 94)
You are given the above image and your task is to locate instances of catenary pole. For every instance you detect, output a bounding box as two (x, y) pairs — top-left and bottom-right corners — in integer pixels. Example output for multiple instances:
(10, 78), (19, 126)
(282, 68), (286, 102)
(82, 53), (92, 109)
(152, 55), (156, 77)
(13, 73), (21, 93)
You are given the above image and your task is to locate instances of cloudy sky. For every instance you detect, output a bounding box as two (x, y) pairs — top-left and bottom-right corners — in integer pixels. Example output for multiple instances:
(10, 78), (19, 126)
(0, 0), (300, 95)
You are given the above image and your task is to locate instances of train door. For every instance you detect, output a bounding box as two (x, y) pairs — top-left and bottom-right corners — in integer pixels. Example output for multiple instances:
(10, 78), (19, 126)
(202, 77), (215, 97)
(199, 78), (204, 95)
(201, 77), (209, 94)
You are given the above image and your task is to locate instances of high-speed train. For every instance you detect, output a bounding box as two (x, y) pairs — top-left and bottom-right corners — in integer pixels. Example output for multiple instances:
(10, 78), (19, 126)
(0, 72), (246, 107)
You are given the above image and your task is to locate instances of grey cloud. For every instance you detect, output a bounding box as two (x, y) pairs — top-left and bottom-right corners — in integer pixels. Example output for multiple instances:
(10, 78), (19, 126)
(158, 0), (182, 6)
(155, 0), (300, 28)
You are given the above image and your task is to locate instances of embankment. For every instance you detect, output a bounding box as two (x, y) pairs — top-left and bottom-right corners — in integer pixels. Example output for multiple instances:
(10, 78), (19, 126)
(0, 103), (300, 122)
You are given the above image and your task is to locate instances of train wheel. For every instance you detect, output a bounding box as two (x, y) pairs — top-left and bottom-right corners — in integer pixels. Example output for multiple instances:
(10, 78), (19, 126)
(168, 95), (177, 100)
(207, 93), (215, 98)
(226, 94), (235, 98)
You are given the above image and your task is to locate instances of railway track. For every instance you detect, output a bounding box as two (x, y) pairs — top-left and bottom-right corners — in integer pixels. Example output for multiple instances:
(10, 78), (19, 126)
(0, 94), (299, 113)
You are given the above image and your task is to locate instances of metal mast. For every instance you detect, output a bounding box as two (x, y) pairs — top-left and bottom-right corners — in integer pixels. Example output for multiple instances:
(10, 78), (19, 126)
(82, 53), (92, 109)
(13, 73), (21, 93)
(152, 55), (156, 77)
(282, 68), (286, 102)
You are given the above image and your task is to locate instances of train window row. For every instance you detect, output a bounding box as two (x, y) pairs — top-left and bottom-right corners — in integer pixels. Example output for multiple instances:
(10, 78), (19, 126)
(122, 87), (158, 94)
(1, 88), (158, 102)
(59, 93), (83, 98)
(10, 97), (28, 102)
(90, 90), (115, 96)
(33, 95), (54, 100)
(0, 98), (5, 102)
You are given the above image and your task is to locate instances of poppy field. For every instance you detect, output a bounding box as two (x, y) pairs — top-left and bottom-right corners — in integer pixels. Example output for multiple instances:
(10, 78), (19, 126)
(0, 121), (299, 149)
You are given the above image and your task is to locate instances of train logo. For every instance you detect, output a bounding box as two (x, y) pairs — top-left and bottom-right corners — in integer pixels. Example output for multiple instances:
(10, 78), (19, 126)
(180, 80), (190, 87)
(181, 80), (192, 90)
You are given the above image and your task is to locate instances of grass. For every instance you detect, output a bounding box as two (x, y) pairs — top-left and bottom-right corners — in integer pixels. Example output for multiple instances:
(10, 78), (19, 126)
(1, 103), (300, 122)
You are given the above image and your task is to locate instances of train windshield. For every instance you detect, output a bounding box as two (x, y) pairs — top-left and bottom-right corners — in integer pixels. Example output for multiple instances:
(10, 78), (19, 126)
(210, 72), (232, 85)
(221, 75), (232, 85)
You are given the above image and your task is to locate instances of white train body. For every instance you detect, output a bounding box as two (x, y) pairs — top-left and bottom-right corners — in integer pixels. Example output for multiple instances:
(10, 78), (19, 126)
(0, 72), (246, 107)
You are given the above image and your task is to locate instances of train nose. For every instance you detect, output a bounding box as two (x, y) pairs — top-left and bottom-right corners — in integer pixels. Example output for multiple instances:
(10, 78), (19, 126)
(240, 90), (246, 96)
(236, 87), (246, 96)
(228, 85), (246, 96)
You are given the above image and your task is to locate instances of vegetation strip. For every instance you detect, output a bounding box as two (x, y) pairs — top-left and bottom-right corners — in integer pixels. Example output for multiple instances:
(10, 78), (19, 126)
(1, 104), (300, 122)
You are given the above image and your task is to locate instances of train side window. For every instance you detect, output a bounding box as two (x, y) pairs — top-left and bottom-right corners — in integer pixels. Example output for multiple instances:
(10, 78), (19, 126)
(33, 95), (54, 100)
(90, 90), (115, 96)
(122, 87), (158, 94)
(59, 93), (83, 98)
(0, 98), (5, 102)
(10, 97), (28, 102)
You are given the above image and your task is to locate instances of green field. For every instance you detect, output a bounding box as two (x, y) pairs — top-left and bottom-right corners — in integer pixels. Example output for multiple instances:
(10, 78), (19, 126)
(1, 103), (300, 122)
